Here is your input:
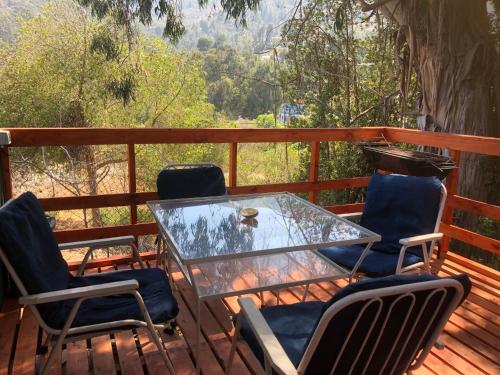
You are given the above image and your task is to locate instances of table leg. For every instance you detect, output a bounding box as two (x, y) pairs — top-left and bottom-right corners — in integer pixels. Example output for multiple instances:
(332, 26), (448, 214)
(187, 265), (202, 375)
(349, 241), (374, 283)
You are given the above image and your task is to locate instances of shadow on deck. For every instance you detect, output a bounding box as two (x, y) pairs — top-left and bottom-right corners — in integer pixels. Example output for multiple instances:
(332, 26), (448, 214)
(0, 253), (499, 375)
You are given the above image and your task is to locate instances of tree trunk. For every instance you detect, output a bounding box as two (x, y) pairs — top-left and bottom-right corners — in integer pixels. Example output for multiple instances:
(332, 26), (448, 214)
(381, 0), (499, 204)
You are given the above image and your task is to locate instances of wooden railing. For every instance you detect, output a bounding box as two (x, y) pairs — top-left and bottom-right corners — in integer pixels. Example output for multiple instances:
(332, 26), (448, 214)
(0, 126), (499, 270)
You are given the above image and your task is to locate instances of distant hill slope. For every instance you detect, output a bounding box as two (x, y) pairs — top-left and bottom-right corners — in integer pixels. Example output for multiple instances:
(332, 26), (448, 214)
(0, 0), (46, 43)
(144, 0), (297, 52)
(1, 0), (296, 50)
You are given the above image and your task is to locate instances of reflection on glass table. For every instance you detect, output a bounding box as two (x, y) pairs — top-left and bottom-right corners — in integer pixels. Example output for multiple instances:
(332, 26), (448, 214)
(148, 192), (379, 264)
(192, 249), (347, 299)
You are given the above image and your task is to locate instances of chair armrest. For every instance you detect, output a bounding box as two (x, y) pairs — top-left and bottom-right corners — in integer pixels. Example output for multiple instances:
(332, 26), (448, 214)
(399, 233), (443, 247)
(59, 235), (136, 250)
(238, 298), (298, 375)
(337, 212), (362, 220)
(19, 280), (139, 305)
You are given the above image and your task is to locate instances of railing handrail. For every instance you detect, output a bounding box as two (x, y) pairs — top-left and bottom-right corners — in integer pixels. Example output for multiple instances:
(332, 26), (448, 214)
(0, 126), (498, 257)
(1, 126), (499, 156)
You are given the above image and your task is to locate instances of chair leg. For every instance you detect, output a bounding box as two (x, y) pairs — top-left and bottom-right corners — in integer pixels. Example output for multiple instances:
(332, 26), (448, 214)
(434, 337), (445, 350)
(134, 291), (176, 374)
(156, 236), (162, 265)
(40, 334), (52, 355)
(147, 325), (176, 375)
(163, 320), (177, 335)
(302, 284), (310, 301)
(225, 314), (242, 374)
(40, 333), (65, 375)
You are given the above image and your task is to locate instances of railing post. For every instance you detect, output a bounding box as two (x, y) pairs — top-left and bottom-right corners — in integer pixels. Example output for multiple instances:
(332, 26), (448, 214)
(229, 142), (238, 189)
(309, 141), (320, 203)
(0, 131), (12, 204)
(441, 149), (461, 254)
(127, 144), (138, 243)
(0, 131), (11, 309)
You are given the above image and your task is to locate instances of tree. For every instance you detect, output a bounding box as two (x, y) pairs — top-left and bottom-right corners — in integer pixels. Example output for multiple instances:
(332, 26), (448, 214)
(82, 0), (498, 202)
(0, 0), (222, 227)
(201, 44), (280, 119)
(197, 37), (213, 51)
(366, 1), (499, 203)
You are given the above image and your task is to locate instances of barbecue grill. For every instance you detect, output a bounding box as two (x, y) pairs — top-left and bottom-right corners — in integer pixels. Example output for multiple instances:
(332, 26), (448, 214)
(362, 144), (456, 180)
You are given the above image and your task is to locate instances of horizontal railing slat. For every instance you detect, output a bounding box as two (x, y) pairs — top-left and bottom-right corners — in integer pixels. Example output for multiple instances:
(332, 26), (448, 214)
(440, 223), (500, 255)
(53, 223), (157, 243)
(2, 126), (499, 257)
(384, 127), (500, 156)
(2, 127), (384, 146)
(39, 177), (371, 211)
(447, 195), (500, 221)
(324, 203), (364, 214)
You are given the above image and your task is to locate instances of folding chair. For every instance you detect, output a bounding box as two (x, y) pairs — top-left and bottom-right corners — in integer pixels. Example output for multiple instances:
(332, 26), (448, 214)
(227, 273), (470, 375)
(319, 172), (447, 278)
(0, 192), (179, 374)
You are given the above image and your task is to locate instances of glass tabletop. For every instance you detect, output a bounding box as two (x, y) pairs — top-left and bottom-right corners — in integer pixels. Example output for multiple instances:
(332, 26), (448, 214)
(192, 250), (347, 299)
(148, 192), (380, 264)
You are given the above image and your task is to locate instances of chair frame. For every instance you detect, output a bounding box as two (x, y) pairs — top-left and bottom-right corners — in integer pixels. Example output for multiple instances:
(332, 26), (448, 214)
(341, 183), (447, 277)
(58, 235), (145, 276)
(226, 278), (464, 375)
(0, 239), (176, 375)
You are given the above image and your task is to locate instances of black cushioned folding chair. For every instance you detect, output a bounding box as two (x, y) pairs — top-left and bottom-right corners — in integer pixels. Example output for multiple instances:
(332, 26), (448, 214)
(227, 274), (470, 375)
(155, 163), (227, 270)
(0, 192), (179, 374)
(319, 172), (447, 277)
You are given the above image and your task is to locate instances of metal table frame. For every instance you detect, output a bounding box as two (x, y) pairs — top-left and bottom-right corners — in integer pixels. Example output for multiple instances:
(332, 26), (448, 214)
(148, 192), (381, 373)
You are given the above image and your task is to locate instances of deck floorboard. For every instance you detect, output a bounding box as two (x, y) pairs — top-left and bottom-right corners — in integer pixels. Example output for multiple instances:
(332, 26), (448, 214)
(0, 255), (498, 375)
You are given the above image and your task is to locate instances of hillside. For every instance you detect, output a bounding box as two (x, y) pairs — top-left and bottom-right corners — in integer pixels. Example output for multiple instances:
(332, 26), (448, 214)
(0, 0), (45, 43)
(1, 0), (297, 51)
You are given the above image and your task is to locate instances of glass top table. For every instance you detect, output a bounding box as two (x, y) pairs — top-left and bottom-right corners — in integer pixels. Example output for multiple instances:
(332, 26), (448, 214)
(148, 192), (380, 373)
(148, 192), (380, 265)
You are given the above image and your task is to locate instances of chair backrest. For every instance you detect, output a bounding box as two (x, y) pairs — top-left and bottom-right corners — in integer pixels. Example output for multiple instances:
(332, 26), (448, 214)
(360, 173), (445, 256)
(156, 163), (227, 200)
(0, 192), (69, 327)
(298, 274), (470, 375)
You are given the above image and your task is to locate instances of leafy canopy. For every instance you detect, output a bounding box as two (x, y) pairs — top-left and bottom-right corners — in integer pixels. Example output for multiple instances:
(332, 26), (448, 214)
(77, 0), (261, 43)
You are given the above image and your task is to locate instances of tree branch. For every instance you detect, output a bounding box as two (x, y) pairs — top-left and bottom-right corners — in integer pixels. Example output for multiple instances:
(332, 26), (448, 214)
(357, 0), (395, 12)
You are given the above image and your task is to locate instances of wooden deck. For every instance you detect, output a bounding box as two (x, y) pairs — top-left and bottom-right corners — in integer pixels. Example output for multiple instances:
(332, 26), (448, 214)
(0, 253), (499, 375)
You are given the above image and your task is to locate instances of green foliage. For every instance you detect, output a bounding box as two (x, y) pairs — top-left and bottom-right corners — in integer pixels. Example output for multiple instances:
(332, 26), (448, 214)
(0, 0), (46, 44)
(76, 0), (262, 43)
(255, 113), (275, 127)
(201, 44), (281, 119)
(196, 37), (212, 51)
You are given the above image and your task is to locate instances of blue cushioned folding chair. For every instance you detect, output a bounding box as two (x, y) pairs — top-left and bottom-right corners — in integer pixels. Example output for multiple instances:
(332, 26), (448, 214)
(155, 163), (227, 271)
(319, 172), (447, 278)
(227, 274), (470, 375)
(0, 192), (179, 374)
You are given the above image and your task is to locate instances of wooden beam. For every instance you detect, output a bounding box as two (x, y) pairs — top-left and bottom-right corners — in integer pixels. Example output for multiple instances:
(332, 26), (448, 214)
(447, 195), (500, 221)
(441, 150), (461, 253)
(229, 142), (237, 188)
(128, 144), (137, 225)
(2, 127), (385, 146)
(440, 223), (500, 255)
(38, 177), (372, 211)
(66, 251), (156, 271)
(229, 177), (371, 194)
(38, 192), (158, 211)
(324, 203), (365, 214)
(384, 127), (500, 156)
(0, 146), (12, 200)
(445, 251), (500, 282)
(53, 222), (157, 243)
(308, 141), (320, 203)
